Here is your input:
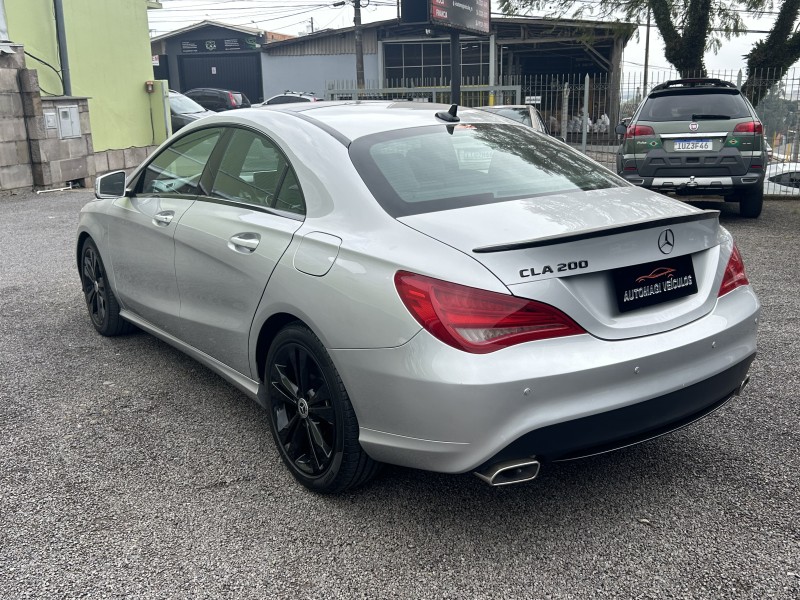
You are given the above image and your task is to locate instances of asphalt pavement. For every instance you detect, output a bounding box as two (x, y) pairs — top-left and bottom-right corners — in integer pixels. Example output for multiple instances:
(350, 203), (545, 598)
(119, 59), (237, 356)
(1, 189), (798, 599)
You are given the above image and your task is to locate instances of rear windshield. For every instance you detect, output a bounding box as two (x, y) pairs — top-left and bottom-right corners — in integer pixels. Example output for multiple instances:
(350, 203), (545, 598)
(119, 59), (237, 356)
(639, 90), (751, 121)
(349, 124), (623, 217)
(169, 93), (206, 115)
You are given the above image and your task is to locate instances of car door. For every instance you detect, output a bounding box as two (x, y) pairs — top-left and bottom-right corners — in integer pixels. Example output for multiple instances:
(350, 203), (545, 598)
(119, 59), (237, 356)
(107, 127), (223, 334)
(173, 127), (305, 375)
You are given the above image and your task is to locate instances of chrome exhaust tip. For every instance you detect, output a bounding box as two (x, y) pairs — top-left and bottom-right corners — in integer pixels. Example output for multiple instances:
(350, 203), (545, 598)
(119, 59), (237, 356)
(736, 375), (751, 396)
(474, 457), (540, 486)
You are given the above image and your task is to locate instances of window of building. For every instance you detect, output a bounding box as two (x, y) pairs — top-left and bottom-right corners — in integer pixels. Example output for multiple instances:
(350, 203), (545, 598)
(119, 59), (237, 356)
(383, 41), (487, 87)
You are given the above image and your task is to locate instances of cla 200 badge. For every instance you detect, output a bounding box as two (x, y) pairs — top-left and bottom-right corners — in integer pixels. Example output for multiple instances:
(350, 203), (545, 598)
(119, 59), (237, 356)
(519, 260), (589, 278)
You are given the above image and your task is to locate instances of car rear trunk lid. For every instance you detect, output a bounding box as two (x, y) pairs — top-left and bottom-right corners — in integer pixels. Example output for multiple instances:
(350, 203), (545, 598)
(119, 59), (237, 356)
(398, 187), (725, 340)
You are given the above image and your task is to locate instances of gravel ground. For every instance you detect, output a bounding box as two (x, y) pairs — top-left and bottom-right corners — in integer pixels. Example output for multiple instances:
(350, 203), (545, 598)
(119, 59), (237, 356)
(0, 190), (798, 599)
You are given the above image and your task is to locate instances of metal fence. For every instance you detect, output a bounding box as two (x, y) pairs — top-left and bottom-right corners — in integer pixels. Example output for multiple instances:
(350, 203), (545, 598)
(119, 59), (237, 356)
(514, 68), (800, 171)
(326, 68), (800, 193)
(324, 80), (522, 106)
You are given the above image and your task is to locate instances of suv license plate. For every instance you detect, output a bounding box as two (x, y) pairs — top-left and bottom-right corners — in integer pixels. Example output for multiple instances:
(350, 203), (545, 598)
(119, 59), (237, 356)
(613, 254), (698, 313)
(674, 139), (712, 151)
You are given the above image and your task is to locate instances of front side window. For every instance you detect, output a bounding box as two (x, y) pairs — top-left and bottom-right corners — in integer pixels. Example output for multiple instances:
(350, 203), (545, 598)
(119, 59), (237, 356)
(140, 127), (222, 196)
(210, 128), (305, 215)
(351, 124), (623, 217)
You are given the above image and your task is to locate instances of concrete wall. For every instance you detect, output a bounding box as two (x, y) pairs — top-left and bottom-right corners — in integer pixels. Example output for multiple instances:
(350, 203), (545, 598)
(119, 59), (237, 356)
(4, 0), (168, 152)
(33, 96), (95, 187)
(0, 45), (33, 192)
(262, 54), (379, 100)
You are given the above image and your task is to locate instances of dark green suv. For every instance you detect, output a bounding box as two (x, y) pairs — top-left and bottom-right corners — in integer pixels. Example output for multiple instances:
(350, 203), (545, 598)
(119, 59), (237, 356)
(616, 79), (766, 218)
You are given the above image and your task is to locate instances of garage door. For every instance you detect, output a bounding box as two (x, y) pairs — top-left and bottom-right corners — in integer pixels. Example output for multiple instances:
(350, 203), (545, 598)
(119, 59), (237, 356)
(179, 53), (263, 103)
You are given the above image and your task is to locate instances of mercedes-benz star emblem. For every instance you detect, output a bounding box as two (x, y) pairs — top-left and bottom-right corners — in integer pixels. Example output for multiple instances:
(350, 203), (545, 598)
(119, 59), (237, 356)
(658, 229), (675, 255)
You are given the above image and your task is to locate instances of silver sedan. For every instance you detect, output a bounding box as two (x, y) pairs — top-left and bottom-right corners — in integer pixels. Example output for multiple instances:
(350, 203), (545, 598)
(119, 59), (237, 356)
(78, 101), (760, 493)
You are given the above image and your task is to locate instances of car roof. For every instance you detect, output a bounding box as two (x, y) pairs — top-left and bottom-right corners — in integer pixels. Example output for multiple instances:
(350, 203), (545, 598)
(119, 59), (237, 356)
(186, 87), (244, 94)
(244, 100), (516, 142)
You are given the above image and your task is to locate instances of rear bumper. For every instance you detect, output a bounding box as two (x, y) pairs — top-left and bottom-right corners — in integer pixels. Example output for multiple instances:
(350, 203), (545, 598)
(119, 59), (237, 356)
(489, 354), (753, 464)
(620, 173), (764, 195)
(331, 286), (759, 474)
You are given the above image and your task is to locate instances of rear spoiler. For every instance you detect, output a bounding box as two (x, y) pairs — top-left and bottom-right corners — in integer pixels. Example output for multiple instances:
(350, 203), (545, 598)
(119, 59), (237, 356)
(473, 210), (720, 254)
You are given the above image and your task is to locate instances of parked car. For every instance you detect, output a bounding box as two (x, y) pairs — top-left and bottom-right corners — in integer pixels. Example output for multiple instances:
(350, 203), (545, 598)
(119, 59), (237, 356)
(764, 162), (800, 196)
(79, 101), (759, 493)
(478, 105), (549, 134)
(168, 90), (215, 132)
(183, 87), (251, 112)
(615, 78), (768, 218)
(262, 91), (318, 105)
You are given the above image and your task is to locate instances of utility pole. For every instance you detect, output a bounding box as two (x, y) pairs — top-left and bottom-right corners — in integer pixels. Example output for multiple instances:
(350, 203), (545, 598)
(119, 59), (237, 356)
(353, 0), (364, 92)
(53, 0), (72, 95)
(334, 0), (365, 94)
(450, 33), (460, 105)
(309, 17), (314, 33)
(643, 6), (651, 93)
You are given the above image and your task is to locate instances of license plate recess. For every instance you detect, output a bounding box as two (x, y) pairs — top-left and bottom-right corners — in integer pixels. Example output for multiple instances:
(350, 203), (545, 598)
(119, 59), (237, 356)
(612, 254), (698, 313)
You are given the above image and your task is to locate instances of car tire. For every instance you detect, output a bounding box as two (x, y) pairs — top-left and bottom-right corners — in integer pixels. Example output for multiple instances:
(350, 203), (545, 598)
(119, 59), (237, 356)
(264, 323), (380, 493)
(737, 186), (763, 218)
(80, 238), (135, 336)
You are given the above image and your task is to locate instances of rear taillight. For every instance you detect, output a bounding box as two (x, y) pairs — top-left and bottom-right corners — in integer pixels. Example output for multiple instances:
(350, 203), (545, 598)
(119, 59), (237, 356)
(228, 91), (238, 107)
(718, 244), (750, 297)
(733, 121), (763, 134)
(625, 124), (655, 139)
(394, 271), (586, 354)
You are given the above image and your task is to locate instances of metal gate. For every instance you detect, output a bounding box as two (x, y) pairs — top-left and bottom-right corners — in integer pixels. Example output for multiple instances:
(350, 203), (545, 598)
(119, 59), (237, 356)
(324, 83), (522, 106)
(178, 53), (263, 103)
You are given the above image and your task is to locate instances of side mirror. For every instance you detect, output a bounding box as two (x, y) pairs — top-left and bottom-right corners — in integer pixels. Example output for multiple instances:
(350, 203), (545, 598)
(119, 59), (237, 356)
(95, 170), (127, 199)
(615, 124), (628, 135)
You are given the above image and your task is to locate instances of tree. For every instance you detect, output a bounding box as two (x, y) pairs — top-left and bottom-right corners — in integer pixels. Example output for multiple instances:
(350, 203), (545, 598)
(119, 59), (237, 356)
(741, 0), (800, 106)
(498, 0), (749, 78)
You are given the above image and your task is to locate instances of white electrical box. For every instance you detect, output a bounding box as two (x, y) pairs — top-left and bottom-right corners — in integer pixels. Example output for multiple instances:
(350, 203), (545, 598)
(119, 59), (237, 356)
(57, 105), (81, 139)
(44, 111), (58, 129)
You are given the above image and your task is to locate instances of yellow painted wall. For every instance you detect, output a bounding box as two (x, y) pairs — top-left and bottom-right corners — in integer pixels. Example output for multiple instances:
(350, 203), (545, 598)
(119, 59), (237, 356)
(5, 0), (167, 151)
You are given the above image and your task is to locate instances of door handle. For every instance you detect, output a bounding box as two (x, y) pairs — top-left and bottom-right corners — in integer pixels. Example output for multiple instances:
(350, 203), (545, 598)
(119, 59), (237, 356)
(153, 211), (175, 226)
(228, 233), (261, 253)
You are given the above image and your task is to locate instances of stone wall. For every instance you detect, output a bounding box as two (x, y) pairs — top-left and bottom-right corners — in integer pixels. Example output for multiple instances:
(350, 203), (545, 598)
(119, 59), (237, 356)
(0, 45), (33, 192)
(0, 45), (158, 194)
(31, 95), (95, 188)
(93, 145), (157, 179)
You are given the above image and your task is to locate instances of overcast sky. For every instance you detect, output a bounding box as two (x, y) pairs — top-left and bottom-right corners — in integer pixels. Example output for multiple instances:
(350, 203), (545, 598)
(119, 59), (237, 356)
(148, 1), (797, 77)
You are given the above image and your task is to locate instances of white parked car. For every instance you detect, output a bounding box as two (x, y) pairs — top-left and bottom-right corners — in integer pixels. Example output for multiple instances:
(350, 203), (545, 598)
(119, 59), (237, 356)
(764, 162), (800, 196)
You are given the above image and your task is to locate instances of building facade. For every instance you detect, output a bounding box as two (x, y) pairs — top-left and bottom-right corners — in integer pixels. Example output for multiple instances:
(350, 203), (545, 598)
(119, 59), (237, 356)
(4, 0), (168, 154)
(150, 21), (293, 104)
(261, 17), (634, 104)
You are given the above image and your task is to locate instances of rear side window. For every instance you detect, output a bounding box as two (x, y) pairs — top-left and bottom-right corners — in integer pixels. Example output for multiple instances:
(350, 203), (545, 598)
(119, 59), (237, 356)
(350, 124), (623, 217)
(209, 128), (305, 216)
(770, 171), (800, 188)
(639, 91), (751, 121)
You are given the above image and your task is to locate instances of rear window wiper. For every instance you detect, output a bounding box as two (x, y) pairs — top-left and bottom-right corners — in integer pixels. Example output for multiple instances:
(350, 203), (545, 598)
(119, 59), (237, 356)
(691, 114), (731, 120)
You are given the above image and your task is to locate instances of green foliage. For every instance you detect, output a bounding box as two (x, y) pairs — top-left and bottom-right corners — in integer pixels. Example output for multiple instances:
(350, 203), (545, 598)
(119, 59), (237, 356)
(499, 0), (783, 78)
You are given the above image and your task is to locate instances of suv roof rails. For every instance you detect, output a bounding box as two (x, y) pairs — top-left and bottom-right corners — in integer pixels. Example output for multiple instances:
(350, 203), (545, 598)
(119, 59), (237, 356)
(651, 78), (738, 92)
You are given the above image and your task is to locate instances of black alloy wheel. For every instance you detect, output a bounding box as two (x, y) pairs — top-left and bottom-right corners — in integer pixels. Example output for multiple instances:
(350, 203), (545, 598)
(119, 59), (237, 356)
(270, 342), (336, 476)
(80, 239), (133, 336)
(265, 323), (379, 493)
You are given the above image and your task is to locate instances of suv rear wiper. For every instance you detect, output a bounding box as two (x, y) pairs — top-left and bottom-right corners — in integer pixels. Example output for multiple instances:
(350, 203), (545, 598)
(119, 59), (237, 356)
(691, 114), (731, 120)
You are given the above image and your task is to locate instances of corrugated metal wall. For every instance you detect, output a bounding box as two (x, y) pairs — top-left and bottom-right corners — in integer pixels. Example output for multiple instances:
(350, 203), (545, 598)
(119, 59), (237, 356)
(264, 29), (377, 56)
